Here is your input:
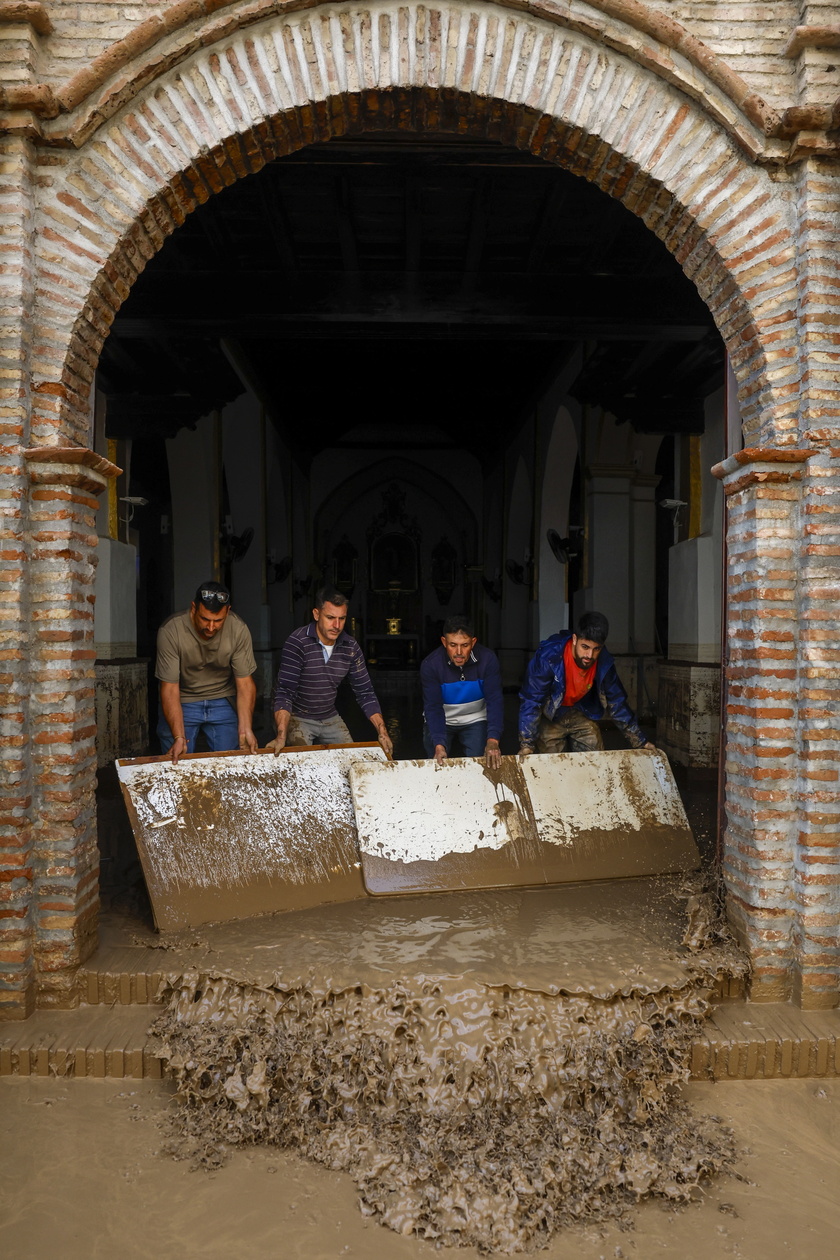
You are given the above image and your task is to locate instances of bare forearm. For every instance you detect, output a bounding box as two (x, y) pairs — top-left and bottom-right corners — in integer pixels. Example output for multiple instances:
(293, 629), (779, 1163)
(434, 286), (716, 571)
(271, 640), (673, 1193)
(268, 708), (292, 756)
(234, 676), (258, 752)
(370, 712), (393, 758)
(235, 676), (256, 729)
(160, 682), (185, 740)
(159, 682), (188, 762)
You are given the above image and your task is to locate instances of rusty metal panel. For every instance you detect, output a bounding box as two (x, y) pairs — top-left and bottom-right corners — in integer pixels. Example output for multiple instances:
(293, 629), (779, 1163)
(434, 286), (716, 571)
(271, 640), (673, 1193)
(116, 745), (386, 931)
(351, 750), (699, 896)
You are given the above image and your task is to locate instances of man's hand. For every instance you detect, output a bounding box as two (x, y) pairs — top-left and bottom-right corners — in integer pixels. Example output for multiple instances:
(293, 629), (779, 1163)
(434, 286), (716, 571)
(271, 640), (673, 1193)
(160, 682), (187, 764)
(484, 739), (502, 769)
(642, 741), (656, 751)
(272, 710), (290, 756)
(434, 743), (447, 766)
(239, 727), (258, 754)
(370, 713), (393, 759)
(518, 744), (534, 758)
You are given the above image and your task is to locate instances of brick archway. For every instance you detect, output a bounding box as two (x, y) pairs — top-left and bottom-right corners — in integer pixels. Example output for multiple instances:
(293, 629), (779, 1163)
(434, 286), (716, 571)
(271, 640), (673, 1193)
(33, 4), (800, 450)
(7, 2), (837, 1018)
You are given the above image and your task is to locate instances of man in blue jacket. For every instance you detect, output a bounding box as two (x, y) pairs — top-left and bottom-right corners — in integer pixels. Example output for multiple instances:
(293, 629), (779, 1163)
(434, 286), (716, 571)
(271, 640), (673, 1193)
(518, 611), (654, 755)
(420, 615), (504, 768)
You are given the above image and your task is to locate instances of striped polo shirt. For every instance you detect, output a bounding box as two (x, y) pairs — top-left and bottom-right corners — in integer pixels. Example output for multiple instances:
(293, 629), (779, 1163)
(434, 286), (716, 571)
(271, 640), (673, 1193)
(273, 622), (381, 721)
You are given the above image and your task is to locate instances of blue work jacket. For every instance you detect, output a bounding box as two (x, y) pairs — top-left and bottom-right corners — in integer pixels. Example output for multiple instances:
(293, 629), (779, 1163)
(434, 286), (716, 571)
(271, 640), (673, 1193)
(518, 631), (646, 748)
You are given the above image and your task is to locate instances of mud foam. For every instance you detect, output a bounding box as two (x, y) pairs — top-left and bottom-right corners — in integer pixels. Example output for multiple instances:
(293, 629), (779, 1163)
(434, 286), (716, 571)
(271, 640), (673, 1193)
(151, 882), (744, 1253)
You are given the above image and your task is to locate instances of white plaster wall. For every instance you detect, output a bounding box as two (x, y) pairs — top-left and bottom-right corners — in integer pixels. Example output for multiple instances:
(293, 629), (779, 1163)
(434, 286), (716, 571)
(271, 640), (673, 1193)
(166, 412), (219, 608)
(265, 425), (295, 646)
(93, 537), (137, 657)
(538, 406), (576, 641)
(222, 391), (271, 648)
(668, 535), (721, 661)
(668, 388), (724, 662)
(500, 455), (533, 682)
(583, 468), (634, 654)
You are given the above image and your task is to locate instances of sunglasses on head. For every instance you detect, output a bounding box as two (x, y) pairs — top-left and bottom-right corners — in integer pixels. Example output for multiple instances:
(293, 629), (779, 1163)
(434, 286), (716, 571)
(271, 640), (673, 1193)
(200, 589), (229, 606)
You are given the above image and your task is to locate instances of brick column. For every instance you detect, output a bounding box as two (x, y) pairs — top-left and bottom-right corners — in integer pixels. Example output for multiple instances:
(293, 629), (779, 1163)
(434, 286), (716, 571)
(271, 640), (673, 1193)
(0, 133), (37, 1019)
(24, 447), (120, 1009)
(713, 447), (817, 1004)
(793, 447), (840, 1008)
(790, 160), (840, 1008)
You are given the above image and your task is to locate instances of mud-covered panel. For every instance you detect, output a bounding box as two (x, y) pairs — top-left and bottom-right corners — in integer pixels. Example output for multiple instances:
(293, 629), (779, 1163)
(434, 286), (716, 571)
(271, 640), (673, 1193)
(525, 748), (699, 881)
(524, 748), (691, 840)
(117, 746), (386, 930)
(350, 756), (546, 895)
(352, 752), (698, 896)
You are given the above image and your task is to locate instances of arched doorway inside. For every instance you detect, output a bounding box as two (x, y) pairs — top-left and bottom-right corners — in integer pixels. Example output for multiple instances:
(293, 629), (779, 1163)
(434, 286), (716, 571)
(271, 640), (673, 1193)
(16, 1), (812, 1014)
(92, 128), (727, 901)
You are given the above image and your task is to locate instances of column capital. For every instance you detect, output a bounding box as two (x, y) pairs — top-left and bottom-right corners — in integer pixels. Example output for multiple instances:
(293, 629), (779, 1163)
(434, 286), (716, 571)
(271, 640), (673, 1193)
(24, 446), (121, 496)
(711, 446), (813, 495)
(0, 2), (51, 35)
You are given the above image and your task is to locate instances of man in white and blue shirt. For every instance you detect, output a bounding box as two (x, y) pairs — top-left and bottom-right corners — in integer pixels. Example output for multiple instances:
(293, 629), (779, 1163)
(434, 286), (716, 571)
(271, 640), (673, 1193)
(419, 616), (504, 767)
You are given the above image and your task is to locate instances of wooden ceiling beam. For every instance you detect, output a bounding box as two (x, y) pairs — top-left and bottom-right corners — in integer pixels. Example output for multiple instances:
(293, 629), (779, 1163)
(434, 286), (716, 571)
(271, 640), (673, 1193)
(335, 175), (362, 299)
(257, 175), (299, 277)
(526, 180), (571, 275)
(403, 173), (423, 305)
(459, 175), (492, 300)
(110, 316), (711, 342)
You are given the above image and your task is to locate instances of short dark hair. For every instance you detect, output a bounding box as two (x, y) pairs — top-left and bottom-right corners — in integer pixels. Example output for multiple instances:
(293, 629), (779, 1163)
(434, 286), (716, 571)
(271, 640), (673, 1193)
(314, 586), (349, 611)
(576, 611), (609, 644)
(442, 614), (475, 638)
(194, 580), (230, 612)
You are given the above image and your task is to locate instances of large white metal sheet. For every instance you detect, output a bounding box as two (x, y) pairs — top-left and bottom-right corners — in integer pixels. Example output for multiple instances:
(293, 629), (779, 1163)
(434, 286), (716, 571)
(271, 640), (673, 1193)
(117, 745), (386, 930)
(350, 750), (698, 896)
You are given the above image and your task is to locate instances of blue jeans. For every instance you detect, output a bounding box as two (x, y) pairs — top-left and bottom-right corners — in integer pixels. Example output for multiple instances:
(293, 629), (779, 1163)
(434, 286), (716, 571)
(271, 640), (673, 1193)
(423, 720), (488, 759)
(157, 697), (239, 754)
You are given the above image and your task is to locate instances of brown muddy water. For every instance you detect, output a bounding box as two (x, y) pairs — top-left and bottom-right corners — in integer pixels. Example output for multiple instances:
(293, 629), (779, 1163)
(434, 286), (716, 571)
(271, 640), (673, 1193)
(126, 878), (746, 1253)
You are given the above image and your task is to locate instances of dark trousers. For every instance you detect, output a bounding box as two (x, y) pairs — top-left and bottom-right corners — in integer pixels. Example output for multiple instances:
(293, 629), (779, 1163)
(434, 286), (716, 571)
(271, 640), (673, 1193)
(423, 720), (488, 758)
(536, 709), (603, 753)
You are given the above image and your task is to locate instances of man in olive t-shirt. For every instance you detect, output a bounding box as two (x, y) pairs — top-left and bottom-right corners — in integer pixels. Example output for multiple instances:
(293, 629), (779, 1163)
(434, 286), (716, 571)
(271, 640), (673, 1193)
(155, 580), (258, 763)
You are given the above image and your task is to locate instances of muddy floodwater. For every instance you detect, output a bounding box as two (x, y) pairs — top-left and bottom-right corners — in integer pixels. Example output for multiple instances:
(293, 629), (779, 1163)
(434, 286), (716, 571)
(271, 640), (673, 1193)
(1, 1076), (837, 1259)
(4, 878), (835, 1256)
(110, 880), (749, 1249)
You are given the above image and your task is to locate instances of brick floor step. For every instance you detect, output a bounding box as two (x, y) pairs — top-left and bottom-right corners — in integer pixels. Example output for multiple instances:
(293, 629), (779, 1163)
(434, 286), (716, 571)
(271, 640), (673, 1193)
(78, 949), (168, 1006)
(0, 1005), (163, 1080)
(2, 998), (837, 1082)
(691, 1003), (840, 1080)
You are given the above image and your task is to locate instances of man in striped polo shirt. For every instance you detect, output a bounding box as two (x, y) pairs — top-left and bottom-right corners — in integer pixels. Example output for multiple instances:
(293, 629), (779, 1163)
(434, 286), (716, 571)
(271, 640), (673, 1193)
(420, 615), (504, 768)
(270, 587), (393, 757)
